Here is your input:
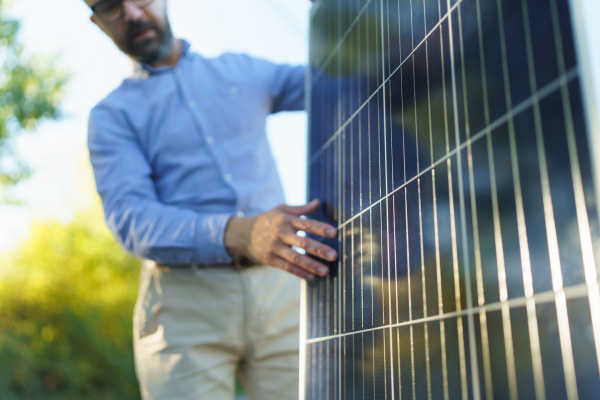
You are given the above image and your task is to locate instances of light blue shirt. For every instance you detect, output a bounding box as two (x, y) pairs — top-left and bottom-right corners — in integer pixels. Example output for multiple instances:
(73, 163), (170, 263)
(88, 40), (306, 265)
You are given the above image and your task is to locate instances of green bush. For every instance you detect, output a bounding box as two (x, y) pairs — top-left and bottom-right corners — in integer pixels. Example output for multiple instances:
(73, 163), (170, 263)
(0, 207), (141, 399)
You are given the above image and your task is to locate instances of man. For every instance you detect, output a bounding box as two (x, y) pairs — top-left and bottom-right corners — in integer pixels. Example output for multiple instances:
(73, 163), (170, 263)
(84, 0), (338, 398)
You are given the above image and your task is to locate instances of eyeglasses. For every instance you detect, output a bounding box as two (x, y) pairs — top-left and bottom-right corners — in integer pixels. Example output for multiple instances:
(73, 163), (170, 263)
(91, 0), (155, 24)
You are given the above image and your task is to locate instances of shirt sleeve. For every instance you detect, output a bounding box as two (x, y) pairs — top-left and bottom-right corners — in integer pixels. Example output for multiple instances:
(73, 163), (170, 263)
(268, 62), (307, 113)
(87, 103), (234, 265)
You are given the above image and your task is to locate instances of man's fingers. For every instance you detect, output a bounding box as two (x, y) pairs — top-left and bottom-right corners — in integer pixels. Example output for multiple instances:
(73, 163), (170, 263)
(243, 202), (338, 281)
(270, 255), (317, 281)
(274, 244), (330, 277)
(281, 233), (337, 262)
(290, 216), (337, 239)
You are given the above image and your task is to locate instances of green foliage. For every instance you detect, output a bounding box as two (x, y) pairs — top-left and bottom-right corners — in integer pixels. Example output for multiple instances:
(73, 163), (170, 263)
(0, 205), (141, 399)
(0, 0), (69, 192)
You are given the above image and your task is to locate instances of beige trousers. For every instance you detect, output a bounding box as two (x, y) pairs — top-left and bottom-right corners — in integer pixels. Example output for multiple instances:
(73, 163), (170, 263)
(133, 261), (301, 400)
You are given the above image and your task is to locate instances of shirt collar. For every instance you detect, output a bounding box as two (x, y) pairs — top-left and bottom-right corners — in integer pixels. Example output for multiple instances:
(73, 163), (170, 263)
(133, 39), (191, 76)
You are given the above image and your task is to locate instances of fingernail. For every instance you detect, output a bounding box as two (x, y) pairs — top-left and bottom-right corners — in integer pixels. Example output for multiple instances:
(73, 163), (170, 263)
(318, 267), (329, 275)
(327, 228), (337, 236)
(327, 251), (337, 260)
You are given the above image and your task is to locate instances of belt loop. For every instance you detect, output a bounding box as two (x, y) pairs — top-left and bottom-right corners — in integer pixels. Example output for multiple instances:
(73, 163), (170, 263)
(233, 256), (242, 271)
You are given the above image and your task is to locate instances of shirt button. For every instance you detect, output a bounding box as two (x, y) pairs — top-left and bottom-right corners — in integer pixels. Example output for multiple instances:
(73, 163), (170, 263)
(230, 86), (239, 95)
(206, 136), (214, 144)
(224, 173), (233, 182)
(189, 100), (196, 108)
(236, 210), (245, 217)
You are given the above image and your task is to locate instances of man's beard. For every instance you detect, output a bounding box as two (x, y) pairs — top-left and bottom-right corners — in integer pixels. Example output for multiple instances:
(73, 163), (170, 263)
(125, 17), (174, 65)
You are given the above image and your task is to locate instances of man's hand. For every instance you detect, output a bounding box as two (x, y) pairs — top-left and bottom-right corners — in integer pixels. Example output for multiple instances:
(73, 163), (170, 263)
(224, 199), (338, 280)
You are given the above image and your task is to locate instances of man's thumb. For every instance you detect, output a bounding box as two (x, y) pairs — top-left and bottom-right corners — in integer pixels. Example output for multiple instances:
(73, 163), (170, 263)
(280, 199), (320, 216)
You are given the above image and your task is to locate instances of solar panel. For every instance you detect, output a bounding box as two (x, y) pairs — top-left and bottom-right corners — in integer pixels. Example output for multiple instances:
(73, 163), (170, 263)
(302, 0), (600, 399)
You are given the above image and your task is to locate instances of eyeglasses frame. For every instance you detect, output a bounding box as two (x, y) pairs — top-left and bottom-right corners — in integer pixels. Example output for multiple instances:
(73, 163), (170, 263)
(91, 0), (156, 24)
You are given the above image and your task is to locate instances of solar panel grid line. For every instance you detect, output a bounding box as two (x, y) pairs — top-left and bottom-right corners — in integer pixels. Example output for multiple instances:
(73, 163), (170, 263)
(440, 319), (450, 400)
(304, 298), (600, 396)
(417, 179), (435, 400)
(363, 335), (376, 398)
(323, 67), (578, 235)
(524, 298), (546, 400)
(511, 3), (545, 384)
(312, 76), (592, 394)
(309, 2), (454, 164)
(310, 8), (568, 228)
(424, 9), (436, 170)
(370, 210), (375, 328)
(341, 337), (345, 400)
(378, 7), (399, 400)
(351, 221), (356, 333)
(477, 309), (494, 399)
(495, 15), (547, 385)
(336, 10), (342, 386)
(312, 60), (568, 272)
(492, 0), (559, 397)
(351, 334), (356, 397)
(411, 2), (420, 178)
(512, 1), (575, 398)
(519, 1), (562, 398)
(403, 177), (416, 399)
(462, 47), (492, 399)
(430, 167), (453, 400)
(360, 214), (365, 331)
(405, 190), (413, 324)
(438, 10), (452, 159)
(483, 101), (517, 400)
(430, 14), (454, 400)
(318, 341), (322, 398)
(468, 0), (499, 397)
(409, 324), (417, 400)
(322, 127), (329, 338)
(307, 281), (593, 346)
(445, 4), (477, 400)
(395, 327), (403, 399)
(386, 328), (393, 398)
(328, 124), (337, 327)
(455, 4), (490, 399)
(392, 191), (400, 326)
(444, 156), (470, 399)
(399, 24), (408, 187)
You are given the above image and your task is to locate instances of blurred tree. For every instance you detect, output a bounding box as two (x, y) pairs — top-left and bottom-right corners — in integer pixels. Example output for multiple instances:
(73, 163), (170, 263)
(0, 0), (69, 199)
(0, 202), (141, 399)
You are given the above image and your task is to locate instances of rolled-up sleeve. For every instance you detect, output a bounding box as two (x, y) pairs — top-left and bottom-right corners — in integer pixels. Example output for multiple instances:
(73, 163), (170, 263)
(88, 104), (233, 265)
(242, 55), (306, 113)
(269, 62), (306, 113)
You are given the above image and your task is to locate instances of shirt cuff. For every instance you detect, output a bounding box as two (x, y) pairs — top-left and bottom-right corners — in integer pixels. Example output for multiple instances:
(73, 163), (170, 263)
(193, 212), (234, 265)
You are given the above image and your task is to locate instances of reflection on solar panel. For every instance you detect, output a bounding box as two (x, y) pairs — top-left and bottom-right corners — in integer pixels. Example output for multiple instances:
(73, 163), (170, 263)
(302, 0), (600, 399)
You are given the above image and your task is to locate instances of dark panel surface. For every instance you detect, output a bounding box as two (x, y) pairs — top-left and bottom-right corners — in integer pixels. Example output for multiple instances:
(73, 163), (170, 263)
(305, 0), (600, 399)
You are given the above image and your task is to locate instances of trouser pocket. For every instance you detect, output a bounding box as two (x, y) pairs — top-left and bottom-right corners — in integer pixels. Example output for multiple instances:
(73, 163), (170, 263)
(133, 264), (163, 340)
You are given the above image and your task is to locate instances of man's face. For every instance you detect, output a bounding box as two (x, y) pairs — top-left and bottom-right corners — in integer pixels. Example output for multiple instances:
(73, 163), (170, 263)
(86, 0), (175, 65)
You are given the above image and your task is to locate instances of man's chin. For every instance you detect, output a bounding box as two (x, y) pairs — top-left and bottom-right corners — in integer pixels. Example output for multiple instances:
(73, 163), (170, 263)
(126, 33), (173, 65)
(129, 42), (163, 64)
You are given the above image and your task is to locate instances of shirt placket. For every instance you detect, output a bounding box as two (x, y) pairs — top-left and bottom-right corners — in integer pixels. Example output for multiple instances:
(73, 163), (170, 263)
(171, 61), (247, 219)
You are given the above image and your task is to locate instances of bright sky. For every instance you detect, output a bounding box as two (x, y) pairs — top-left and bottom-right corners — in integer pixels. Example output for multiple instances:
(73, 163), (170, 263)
(0, 0), (311, 251)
